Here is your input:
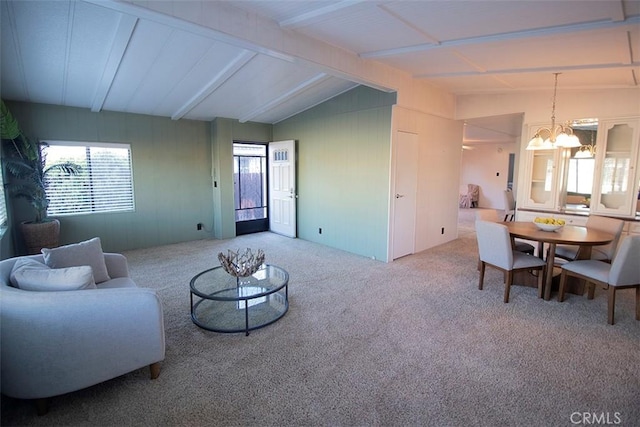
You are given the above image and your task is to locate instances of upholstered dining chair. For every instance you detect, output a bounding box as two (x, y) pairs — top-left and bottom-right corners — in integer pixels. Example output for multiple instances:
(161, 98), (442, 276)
(476, 220), (546, 303)
(558, 235), (640, 325)
(554, 215), (624, 262)
(503, 190), (516, 221)
(475, 210), (535, 255)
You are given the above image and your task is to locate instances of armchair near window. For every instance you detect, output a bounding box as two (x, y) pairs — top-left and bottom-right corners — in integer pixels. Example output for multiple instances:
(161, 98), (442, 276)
(459, 184), (479, 208)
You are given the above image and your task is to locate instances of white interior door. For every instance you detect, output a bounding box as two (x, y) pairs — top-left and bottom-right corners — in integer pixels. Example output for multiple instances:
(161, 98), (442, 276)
(392, 131), (418, 259)
(268, 140), (297, 237)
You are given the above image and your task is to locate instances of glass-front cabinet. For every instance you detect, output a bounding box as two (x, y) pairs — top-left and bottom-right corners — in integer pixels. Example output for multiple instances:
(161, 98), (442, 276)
(521, 117), (640, 218)
(523, 149), (560, 209)
(591, 119), (640, 217)
(521, 124), (563, 210)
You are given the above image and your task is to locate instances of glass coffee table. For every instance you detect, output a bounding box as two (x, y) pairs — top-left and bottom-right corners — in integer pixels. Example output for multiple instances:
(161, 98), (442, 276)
(190, 264), (289, 336)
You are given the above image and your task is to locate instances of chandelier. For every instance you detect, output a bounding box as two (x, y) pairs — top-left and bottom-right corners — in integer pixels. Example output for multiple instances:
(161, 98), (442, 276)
(574, 144), (596, 158)
(526, 73), (581, 150)
(574, 129), (597, 158)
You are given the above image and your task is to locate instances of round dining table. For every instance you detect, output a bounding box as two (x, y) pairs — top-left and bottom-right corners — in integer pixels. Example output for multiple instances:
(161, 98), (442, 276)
(502, 222), (615, 300)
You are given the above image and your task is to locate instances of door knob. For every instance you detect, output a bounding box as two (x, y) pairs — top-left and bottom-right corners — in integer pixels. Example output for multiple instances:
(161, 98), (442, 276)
(396, 194), (404, 199)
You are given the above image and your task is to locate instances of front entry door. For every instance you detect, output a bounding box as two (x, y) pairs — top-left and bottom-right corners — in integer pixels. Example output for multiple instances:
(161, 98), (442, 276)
(268, 140), (297, 237)
(234, 143), (268, 236)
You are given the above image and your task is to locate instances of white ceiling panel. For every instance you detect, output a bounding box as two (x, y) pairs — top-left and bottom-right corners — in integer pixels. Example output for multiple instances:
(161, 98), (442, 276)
(455, 30), (632, 73)
(151, 43), (250, 119)
(291, 3), (428, 53)
(0, 2), (26, 101)
(102, 20), (175, 113)
(231, 1), (338, 24)
(64, 1), (123, 108)
(186, 55), (320, 120)
(122, 31), (214, 116)
(4, 1), (73, 105)
(378, 0), (622, 43)
(252, 79), (359, 124)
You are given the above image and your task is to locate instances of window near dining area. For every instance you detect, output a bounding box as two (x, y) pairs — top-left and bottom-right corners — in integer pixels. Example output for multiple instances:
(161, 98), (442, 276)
(561, 123), (597, 211)
(600, 157), (630, 193)
(566, 157), (595, 194)
(44, 142), (135, 216)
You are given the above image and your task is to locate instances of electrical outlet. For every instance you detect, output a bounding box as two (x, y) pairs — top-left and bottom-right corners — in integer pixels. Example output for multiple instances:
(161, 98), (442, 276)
(441, 227), (444, 234)
(319, 228), (322, 234)
(197, 223), (203, 230)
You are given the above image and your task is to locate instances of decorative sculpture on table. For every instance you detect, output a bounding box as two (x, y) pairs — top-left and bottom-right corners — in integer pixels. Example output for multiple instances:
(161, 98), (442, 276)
(218, 248), (265, 278)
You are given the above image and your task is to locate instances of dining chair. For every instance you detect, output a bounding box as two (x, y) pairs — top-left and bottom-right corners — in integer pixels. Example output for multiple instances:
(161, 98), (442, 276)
(558, 235), (640, 325)
(475, 210), (535, 255)
(503, 190), (516, 221)
(475, 220), (546, 303)
(554, 215), (624, 262)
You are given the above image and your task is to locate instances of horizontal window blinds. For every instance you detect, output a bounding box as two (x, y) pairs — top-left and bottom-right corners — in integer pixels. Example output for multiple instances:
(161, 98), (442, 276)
(45, 143), (134, 216)
(0, 170), (7, 226)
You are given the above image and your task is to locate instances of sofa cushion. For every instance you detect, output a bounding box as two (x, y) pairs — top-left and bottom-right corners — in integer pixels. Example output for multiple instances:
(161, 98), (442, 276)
(10, 258), (96, 291)
(42, 237), (111, 283)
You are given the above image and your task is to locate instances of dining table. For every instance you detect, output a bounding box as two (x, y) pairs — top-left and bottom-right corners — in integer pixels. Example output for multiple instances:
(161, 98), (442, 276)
(502, 222), (615, 300)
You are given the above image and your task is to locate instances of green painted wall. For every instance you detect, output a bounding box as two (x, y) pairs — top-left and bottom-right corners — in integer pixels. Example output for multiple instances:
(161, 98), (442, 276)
(4, 101), (214, 254)
(273, 86), (396, 260)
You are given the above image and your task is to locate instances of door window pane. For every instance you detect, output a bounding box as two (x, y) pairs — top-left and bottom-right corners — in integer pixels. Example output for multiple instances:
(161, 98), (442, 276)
(233, 143), (267, 222)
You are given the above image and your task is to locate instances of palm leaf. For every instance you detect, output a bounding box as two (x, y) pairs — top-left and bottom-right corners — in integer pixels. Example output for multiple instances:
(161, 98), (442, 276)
(1, 99), (21, 140)
(3, 157), (36, 180)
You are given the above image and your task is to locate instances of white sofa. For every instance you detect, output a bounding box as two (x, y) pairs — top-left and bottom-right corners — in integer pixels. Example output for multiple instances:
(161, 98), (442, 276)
(0, 248), (165, 414)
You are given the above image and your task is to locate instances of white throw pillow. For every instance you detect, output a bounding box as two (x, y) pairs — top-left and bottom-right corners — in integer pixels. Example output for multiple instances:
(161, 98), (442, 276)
(10, 258), (96, 291)
(42, 237), (111, 283)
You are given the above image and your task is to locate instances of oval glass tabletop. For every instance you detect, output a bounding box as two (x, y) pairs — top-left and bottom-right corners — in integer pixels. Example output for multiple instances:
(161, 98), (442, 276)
(189, 264), (289, 335)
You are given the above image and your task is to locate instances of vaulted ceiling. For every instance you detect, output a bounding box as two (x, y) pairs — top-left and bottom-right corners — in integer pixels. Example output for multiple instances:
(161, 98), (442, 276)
(2, 1), (639, 142)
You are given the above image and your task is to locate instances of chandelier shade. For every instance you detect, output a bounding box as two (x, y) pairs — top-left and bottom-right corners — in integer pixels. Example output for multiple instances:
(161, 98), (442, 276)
(526, 73), (581, 150)
(573, 130), (597, 158)
(574, 145), (596, 158)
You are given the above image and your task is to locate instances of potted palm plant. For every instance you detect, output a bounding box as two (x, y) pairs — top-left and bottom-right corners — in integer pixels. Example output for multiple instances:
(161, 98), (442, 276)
(1, 100), (80, 254)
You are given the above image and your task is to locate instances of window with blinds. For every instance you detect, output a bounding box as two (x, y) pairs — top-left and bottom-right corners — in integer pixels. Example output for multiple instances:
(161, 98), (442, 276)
(44, 142), (134, 216)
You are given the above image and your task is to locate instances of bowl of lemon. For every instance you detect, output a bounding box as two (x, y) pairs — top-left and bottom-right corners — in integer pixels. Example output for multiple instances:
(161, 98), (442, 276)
(533, 217), (565, 231)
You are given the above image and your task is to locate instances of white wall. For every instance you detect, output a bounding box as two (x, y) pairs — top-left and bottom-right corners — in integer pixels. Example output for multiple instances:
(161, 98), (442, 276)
(390, 106), (464, 259)
(456, 89), (639, 124)
(460, 143), (517, 209)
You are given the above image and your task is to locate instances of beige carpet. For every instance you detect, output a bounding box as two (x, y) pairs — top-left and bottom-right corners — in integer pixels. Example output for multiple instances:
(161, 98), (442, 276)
(2, 213), (639, 426)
